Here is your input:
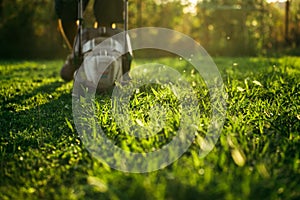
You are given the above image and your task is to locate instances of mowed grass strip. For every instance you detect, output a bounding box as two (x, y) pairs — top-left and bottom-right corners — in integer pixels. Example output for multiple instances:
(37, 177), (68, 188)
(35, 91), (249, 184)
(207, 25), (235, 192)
(0, 57), (299, 200)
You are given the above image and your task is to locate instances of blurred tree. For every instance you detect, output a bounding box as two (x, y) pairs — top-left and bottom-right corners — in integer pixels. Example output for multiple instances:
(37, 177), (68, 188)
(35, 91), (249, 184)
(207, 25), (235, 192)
(192, 0), (299, 56)
(137, 0), (142, 27)
(0, 0), (298, 58)
(129, 0), (186, 28)
(0, 0), (66, 59)
(0, 0), (35, 58)
(290, 0), (300, 48)
(0, 0), (3, 17)
(195, 0), (254, 55)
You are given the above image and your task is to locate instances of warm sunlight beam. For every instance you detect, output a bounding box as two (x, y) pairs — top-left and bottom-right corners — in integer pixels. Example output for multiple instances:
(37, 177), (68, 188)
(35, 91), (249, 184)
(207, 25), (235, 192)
(183, 0), (198, 14)
(266, 0), (287, 3)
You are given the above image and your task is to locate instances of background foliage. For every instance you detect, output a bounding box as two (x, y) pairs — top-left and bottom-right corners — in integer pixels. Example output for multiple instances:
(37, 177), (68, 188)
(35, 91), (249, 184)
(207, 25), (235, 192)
(0, 0), (299, 58)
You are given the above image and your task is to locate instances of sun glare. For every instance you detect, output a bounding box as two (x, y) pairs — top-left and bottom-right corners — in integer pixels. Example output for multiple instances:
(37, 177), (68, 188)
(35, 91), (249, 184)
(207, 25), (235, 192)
(266, 0), (287, 3)
(183, 0), (198, 14)
(187, 0), (198, 4)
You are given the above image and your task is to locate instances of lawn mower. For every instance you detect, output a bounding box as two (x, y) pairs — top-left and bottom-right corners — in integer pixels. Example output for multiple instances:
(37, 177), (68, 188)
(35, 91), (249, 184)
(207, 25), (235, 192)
(72, 0), (132, 95)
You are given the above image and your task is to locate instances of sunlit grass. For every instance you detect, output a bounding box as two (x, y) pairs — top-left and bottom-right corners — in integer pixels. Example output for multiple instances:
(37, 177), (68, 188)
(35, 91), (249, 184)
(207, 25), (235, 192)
(0, 57), (299, 199)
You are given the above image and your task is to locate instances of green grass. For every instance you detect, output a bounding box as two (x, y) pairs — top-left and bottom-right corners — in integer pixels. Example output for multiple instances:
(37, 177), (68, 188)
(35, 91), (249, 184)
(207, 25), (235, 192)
(0, 56), (299, 200)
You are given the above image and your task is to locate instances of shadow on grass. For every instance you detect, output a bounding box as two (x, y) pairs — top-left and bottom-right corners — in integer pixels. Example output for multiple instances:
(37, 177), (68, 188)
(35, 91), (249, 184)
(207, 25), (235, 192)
(1, 80), (64, 112)
(0, 81), (99, 199)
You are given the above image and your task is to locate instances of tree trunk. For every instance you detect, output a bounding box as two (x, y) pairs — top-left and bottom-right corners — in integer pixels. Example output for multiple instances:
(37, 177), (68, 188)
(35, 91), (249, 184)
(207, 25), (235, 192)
(0, 0), (3, 17)
(285, 0), (291, 44)
(137, 0), (142, 27)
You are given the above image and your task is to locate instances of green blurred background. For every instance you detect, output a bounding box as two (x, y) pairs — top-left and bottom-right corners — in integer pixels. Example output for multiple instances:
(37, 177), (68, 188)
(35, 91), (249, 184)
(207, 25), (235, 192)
(0, 0), (299, 59)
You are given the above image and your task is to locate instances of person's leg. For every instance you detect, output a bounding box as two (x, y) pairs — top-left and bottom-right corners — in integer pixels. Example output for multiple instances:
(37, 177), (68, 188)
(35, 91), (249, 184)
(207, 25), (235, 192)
(55, 0), (79, 46)
(93, 0), (123, 27)
(93, 0), (132, 75)
(55, 0), (89, 81)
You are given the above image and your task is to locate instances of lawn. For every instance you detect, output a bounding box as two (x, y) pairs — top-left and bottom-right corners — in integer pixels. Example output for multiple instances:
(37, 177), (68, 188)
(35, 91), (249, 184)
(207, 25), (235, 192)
(0, 56), (299, 200)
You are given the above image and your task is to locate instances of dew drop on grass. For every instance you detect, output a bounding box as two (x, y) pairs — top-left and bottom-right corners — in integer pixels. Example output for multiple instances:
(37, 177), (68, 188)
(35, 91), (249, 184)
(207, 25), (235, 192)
(198, 168), (205, 175)
(87, 176), (108, 193)
(237, 87), (245, 92)
(231, 149), (246, 167)
(136, 119), (144, 127)
(190, 69), (195, 75)
(253, 80), (263, 87)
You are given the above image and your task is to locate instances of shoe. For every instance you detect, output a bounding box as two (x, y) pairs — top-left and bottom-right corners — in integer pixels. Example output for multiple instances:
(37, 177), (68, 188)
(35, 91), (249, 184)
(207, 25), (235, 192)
(60, 54), (75, 82)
